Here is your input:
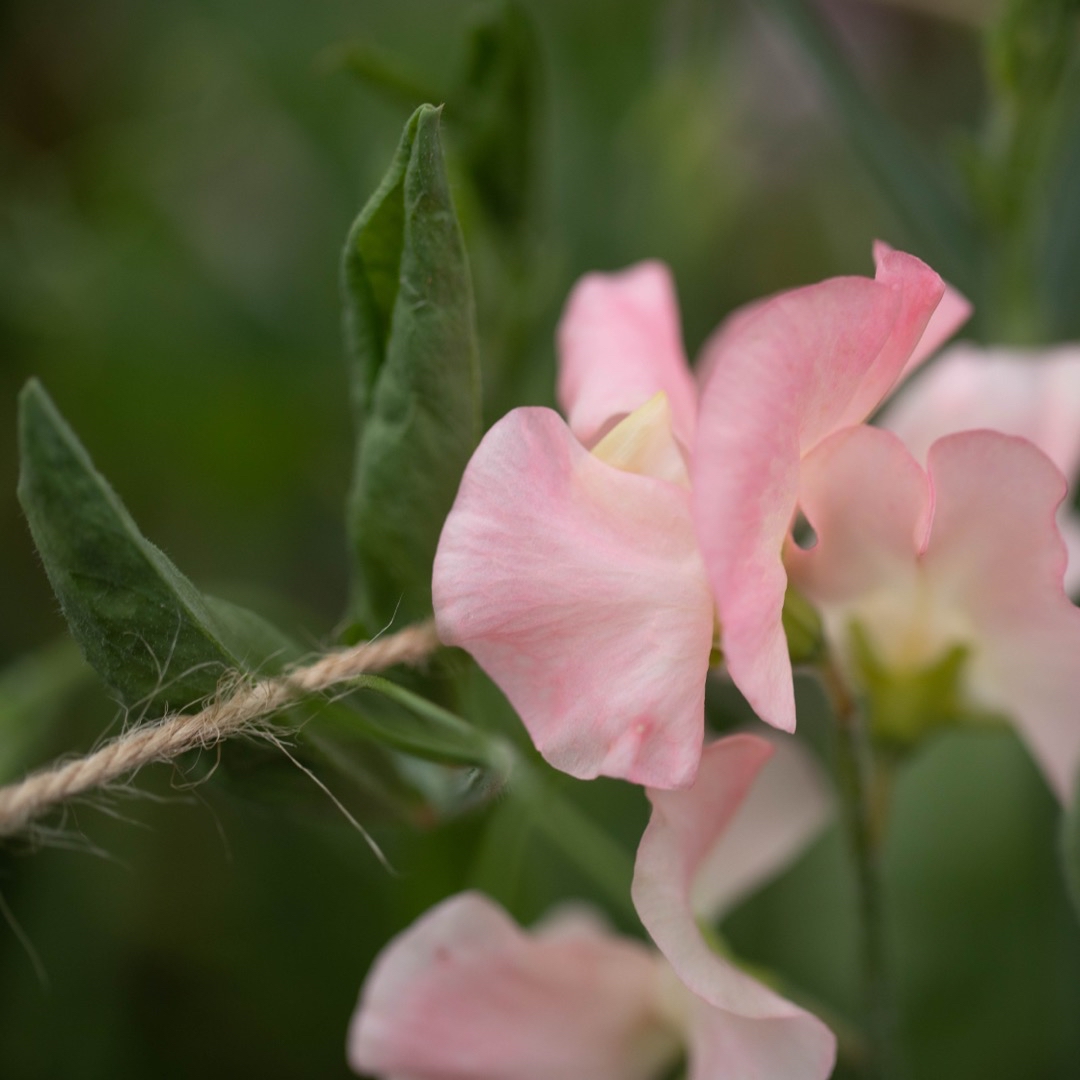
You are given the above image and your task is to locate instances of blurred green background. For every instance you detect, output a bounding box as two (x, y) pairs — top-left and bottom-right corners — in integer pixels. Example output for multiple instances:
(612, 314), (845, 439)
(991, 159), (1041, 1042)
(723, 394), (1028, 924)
(2, 0), (1080, 1076)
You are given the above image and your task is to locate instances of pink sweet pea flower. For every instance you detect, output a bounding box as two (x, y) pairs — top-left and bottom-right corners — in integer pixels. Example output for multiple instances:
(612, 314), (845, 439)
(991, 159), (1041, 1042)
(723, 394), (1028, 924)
(786, 426), (1080, 802)
(348, 733), (836, 1080)
(692, 242), (970, 733)
(433, 262), (714, 789)
(434, 248), (966, 787)
(348, 893), (682, 1080)
(877, 343), (1080, 591)
(633, 734), (835, 1077)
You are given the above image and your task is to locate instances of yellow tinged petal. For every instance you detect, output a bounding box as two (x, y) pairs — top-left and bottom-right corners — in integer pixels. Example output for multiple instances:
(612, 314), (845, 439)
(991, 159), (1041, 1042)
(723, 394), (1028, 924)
(591, 392), (690, 487)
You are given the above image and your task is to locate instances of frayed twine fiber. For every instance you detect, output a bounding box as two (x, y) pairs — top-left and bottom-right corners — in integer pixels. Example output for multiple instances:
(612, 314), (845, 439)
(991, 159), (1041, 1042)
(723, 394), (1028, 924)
(0, 621), (441, 838)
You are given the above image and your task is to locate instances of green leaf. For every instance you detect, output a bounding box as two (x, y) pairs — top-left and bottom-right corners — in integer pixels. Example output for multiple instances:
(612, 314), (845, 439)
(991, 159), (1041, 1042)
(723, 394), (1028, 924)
(344, 675), (504, 770)
(0, 640), (91, 784)
(509, 758), (638, 923)
(455, 0), (543, 238)
(17, 380), (293, 717)
(200, 595), (304, 672)
(327, 41), (443, 110)
(343, 104), (482, 634)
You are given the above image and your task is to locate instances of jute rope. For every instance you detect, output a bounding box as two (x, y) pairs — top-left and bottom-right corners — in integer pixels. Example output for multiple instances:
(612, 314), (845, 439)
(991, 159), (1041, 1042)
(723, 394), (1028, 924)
(0, 621), (441, 838)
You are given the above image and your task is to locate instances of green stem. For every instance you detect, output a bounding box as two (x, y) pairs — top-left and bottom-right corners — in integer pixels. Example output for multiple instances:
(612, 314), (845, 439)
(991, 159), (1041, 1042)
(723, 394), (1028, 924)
(821, 663), (900, 1080)
(510, 757), (638, 925)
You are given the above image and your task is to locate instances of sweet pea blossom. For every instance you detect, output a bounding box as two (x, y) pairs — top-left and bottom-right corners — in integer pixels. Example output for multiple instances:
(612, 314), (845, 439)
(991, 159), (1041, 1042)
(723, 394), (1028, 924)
(433, 262), (713, 789)
(786, 426), (1080, 802)
(878, 343), (1080, 591)
(692, 241), (969, 733)
(434, 246), (967, 788)
(348, 734), (836, 1080)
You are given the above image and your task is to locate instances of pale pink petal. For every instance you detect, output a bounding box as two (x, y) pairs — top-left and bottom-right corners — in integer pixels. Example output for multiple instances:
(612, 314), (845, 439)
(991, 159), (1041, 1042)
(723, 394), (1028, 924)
(686, 997), (838, 1080)
(348, 892), (679, 1080)
(923, 432), (1080, 801)
(794, 427), (1080, 802)
(632, 735), (837, 1077)
(433, 407), (714, 788)
(689, 734), (832, 921)
(591, 392), (690, 488)
(872, 239), (971, 384)
(786, 426), (932, 610)
(836, 245), (947, 427)
(557, 261), (698, 450)
(880, 343), (1080, 478)
(692, 276), (900, 730)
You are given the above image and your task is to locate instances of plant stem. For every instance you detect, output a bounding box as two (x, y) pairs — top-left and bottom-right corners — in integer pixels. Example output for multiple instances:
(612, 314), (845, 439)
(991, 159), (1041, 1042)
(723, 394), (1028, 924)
(821, 662), (900, 1080)
(510, 756), (638, 925)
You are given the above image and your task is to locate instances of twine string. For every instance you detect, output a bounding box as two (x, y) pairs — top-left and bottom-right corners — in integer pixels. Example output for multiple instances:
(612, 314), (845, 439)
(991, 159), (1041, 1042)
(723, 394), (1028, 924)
(0, 621), (441, 838)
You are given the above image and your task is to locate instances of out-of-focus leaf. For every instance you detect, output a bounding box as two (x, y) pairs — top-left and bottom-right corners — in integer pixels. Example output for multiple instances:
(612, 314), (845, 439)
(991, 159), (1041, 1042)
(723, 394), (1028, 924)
(977, 0), (1080, 341)
(1064, 764), (1080, 922)
(468, 794), (533, 905)
(200, 595), (304, 673)
(783, 585), (825, 665)
(17, 380), (294, 716)
(343, 104), (481, 635)
(988, 0), (1079, 105)
(0, 640), (91, 784)
(326, 40), (442, 110)
(216, 710), (432, 827)
(763, 0), (980, 292)
(343, 674), (503, 770)
(510, 759), (638, 924)
(455, 0), (542, 237)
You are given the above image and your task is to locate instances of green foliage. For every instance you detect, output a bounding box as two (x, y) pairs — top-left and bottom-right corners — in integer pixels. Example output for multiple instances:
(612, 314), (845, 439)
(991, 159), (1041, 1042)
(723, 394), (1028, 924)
(989, 0), (1080, 104)
(455, 1), (543, 239)
(970, 0), (1080, 339)
(763, 0), (980, 292)
(338, 675), (504, 770)
(0, 640), (90, 784)
(848, 621), (998, 753)
(783, 585), (825, 665)
(1063, 764), (1080, 922)
(17, 380), (294, 717)
(343, 105), (481, 634)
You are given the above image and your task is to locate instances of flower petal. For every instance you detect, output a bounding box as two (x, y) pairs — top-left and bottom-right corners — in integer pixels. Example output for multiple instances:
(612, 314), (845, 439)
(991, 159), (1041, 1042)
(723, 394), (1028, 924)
(689, 734), (832, 921)
(692, 276), (900, 730)
(787, 425), (932, 612)
(685, 998), (838, 1080)
(924, 432), (1080, 801)
(557, 261), (698, 450)
(871, 239), (971, 386)
(835, 244), (947, 428)
(348, 892), (679, 1080)
(632, 734), (836, 1078)
(591, 392), (690, 487)
(880, 343), (1080, 478)
(433, 407), (714, 788)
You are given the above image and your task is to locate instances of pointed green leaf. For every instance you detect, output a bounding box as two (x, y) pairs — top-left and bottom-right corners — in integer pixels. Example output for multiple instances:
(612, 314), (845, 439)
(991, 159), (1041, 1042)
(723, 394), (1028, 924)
(344, 675), (503, 770)
(17, 380), (293, 716)
(343, 104), (482, 633)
